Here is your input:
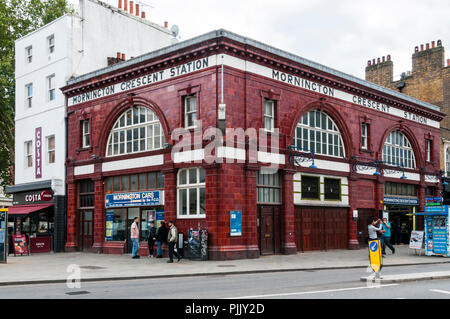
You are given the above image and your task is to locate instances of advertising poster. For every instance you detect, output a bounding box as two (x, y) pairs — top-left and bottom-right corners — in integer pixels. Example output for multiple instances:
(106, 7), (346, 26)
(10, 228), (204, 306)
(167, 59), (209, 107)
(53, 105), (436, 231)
(409, 231), (424, 249)
(12, 235), (29, 256)
(433, 216), (448, 255)
(105, 211), (114, 241)
(0, 210), (6, 263)
(230, 210), (242, 236)
(155, 210), (164, 229)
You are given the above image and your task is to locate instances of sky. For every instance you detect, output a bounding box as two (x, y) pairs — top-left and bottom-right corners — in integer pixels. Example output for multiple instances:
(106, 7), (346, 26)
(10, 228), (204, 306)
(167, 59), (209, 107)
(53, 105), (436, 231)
(99, 0), (450, 80)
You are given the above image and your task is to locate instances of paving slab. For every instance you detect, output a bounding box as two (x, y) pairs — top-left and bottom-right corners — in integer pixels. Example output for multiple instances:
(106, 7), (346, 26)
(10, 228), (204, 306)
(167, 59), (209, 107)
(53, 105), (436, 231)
(1, 245), (449, 286)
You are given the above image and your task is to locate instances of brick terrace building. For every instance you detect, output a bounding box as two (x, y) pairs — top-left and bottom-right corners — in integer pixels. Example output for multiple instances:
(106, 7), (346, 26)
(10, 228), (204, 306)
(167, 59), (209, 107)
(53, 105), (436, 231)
(61, 30), (444, 259)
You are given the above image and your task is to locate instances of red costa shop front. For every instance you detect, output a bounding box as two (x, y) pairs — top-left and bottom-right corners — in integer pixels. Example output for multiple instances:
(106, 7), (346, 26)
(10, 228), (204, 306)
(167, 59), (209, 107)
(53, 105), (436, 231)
(7, 188), (55, 254)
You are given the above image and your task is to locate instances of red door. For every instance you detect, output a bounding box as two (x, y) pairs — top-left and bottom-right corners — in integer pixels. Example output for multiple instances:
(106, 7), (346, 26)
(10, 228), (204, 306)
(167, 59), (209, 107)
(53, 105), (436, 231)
(258, 206), (281, 255)
(79, 210), (93, 251)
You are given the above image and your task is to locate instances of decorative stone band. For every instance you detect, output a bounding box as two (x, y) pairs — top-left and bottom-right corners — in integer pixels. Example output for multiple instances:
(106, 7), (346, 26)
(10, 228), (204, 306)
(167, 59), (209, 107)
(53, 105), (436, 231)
(68, 54), (439, 129)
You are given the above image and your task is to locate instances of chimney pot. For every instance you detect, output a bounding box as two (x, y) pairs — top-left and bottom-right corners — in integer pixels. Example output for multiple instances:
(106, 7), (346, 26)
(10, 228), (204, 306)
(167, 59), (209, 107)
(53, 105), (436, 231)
(432, 41), (435, 48)
(420, 44), (424, 51)
(447, 59), (450, 67)
(141, 11), (146, 19)
(387, 55), (391, 61)
(124, 0), (128, 11)
(118, 0), (122, 9)
(164, 21), (168, 28)
(135, 3), (139, 16)
(377, 57), (381, 64)
(121, 53), (125, 61)
(438, 40), (442, 46)
(415, 46), (419, 53)
(130, 1), (134, 14)
(372, 59), (375, 65)
(367, 60), (371, 66)
(382, 56), (385, 62)
(426, 43), (430, 50)
(117, 52), (121, 59)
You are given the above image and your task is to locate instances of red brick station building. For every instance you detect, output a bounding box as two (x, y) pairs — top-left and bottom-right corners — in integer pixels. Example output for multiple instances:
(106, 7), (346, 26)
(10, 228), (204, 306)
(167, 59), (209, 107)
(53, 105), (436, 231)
(61, 30), (445, 260)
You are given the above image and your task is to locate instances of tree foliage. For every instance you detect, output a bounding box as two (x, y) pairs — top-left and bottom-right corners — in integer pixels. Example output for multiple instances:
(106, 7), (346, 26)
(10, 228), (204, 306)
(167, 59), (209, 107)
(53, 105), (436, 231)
(0, 0), (73, 188)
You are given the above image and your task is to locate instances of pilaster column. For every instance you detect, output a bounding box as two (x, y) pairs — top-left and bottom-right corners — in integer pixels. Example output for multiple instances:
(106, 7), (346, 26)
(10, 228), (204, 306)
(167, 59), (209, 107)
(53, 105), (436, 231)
(281, 169), (297, 255)
(91, 177), (104, 253)
(65, 181), (78, 251)
(347, 173), (360, 249)
(244, 164), (259, 257)
(162, 168), (177, 222)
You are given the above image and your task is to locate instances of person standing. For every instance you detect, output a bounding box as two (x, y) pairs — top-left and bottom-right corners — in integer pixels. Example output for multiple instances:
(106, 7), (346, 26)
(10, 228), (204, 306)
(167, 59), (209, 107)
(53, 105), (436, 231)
(147, 221), (157, 258)
(167, 220), (181, 263)
(131, 217), (140, 259)
(155, 221), (168, 258)
(368, 218), (383, 241)
(382, 218), (395, 254)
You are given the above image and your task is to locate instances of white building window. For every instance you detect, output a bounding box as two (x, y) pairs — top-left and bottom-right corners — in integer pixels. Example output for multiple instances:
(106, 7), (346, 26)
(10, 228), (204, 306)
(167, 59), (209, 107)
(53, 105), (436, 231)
(177, 167), (206, 218)
(361, 123), (368, 150)
(382, 130), (416, 169)
(25, 83), (33, 108)
(263, 99), (275, 132)
(82, 119), (90, 148)
(184, 95), (197, 129)
(257, 171), (281, 203)
(47, 75), (55, 101)
(294, 110), (345, 158)
(106, 106), (164, 157)
(25, 141), (33, 168)
(48, 34), (55, 54)
(426, 139), (432, 162)
(25, 46), (32, 63)
(47, 135), (55, 164)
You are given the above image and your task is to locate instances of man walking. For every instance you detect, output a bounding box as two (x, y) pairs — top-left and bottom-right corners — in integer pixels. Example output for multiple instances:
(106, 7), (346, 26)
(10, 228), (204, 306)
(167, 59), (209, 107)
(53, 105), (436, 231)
(131, 217), (140, 259)
(382, 218), (395, 254)
(368, 218), (386, 256)
(147, 221), (157, 258)
(167, 220), (181, 263)
(155, 221), (168, 258)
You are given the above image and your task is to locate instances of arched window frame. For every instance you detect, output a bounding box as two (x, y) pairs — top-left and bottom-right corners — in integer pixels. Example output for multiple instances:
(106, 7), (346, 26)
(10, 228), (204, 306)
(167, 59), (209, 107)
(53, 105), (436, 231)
(294, 109), (345, 158)
(106, 106), (164, 157)
(382, 130), (416, 169)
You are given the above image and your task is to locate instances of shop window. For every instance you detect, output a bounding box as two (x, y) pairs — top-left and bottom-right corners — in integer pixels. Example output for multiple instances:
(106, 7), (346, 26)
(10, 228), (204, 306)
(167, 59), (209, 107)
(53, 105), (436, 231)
(324, 178), (341, 200)
(111, 208), (126, 241)
(301, 176), (320, 200)
(79, 180), (94, 208)
(25, 140), (33, 168)
(177, 167), (206, 218)
(382, 131), (416, 169)
(130, 174), (138, 191)
(184, 95), (197, 129)
(384, 182), (418, 197)
(257, 171), (281, 204)
(294, 110), (345, 158)
(263, 99), (275, 132)
(105, 172), (165, 193)
(106, 106), (164, 157)
(82, 119), (90, 148)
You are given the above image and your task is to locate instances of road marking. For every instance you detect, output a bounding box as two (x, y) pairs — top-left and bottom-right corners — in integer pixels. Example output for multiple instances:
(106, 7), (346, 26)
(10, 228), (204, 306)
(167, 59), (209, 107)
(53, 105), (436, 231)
(430, 289), (450, 295)
(225, 284), (399, 299)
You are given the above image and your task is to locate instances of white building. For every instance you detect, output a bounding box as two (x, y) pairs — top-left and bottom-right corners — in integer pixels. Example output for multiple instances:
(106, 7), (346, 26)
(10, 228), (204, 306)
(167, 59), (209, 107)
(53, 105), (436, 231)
(6, 0), (175, 252)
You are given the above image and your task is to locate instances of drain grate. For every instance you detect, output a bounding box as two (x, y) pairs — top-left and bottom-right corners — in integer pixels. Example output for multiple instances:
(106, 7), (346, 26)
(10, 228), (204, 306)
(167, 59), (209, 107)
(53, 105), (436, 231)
(217, 265), (236, 267)
(80, 266), (107, 270)
(66, 291), (91, 296)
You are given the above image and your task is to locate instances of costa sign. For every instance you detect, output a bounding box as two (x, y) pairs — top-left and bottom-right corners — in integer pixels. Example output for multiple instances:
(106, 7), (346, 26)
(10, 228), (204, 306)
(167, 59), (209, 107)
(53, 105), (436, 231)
(23, 190), (53, 203)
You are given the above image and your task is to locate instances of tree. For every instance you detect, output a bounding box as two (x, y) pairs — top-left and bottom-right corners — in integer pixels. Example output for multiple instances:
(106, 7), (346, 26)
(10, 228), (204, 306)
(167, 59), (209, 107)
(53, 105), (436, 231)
(0, 0), (73, 188)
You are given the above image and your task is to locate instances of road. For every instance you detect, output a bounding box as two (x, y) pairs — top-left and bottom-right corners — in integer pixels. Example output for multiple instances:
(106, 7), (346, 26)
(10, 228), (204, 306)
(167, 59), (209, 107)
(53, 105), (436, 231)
(1, 263), (450, 299)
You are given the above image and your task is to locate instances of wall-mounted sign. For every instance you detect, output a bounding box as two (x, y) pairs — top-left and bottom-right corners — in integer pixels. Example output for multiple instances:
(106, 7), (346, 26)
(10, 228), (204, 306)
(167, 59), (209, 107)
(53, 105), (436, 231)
(105, 191), (164, 208)
(383, 196), (419, 206)
(105, 211), (114, 241)
(425, 205), (449, 213)
(230, 210), (242, 236)
(155, 210), (165, 229)
(13, 189), (54, 205)
(425, 197), (442, 206)
(40, 190), (53, 202)
(35, 127), (42, 179)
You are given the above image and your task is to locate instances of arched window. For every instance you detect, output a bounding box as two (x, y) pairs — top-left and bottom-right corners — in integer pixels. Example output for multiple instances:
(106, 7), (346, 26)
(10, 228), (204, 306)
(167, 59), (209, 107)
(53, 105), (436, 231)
(294, 110), (345, 158)
(106, 106), (164, 157)
(382, 130), (416, 169)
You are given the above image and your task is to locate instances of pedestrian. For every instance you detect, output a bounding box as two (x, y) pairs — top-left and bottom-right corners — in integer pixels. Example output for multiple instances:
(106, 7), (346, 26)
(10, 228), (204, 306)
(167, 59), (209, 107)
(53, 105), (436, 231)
(147, 221), (157, 258)
(155, 221), (168, 258)
(381, 218), (395, 254)
(368, 218), (386, 255)
(130, 217), (140, 259)
(167, 220), (181, 263)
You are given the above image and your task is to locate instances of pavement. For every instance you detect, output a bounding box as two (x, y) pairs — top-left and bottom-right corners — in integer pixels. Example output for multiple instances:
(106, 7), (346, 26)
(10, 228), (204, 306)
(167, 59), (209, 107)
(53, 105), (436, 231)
(1, 244), (450, 286)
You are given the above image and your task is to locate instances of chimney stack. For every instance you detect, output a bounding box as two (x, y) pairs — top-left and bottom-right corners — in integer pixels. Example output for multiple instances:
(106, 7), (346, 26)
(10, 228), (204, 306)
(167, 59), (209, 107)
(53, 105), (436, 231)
(116, 52), (121, 59)
(124, 0), (128, 11)
(164, 21), (168, 28)
(432, 41), (435, 48)
(420, 44), (424, 51)
(135, 3), (139, 16)
(426, 43), (430, 50)
(118, 0), (122, 9)
(130, 1), (134, 14)
(121, 53), (126, 61)
(141, 11), (146, 19)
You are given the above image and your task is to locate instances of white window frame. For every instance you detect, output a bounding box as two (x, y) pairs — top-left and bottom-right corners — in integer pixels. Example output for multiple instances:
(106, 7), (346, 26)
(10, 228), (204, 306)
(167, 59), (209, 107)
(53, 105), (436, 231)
(426, 139), (431, 162)
(184, 95), (197, 129)
(294, 110), (345, 158)
(47, 74), (55, 102)
(25, 83), (33, 108)
(361, 123), (368, 150)
(263, 99), (275, 132)
(177, 167), (206, 219)
(106, 106), (164, 157)
(382, 130), (416, 169)
(25, 140), (33, 168)
(82, 119), (90, 148)
(47, 34), (55, 54)
(25, 46), (32, 63)
(47, 135), (55, 164)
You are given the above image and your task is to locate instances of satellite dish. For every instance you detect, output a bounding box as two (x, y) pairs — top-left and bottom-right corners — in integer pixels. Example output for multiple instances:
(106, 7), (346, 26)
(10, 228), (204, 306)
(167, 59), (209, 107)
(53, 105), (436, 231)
(170, 24), (179, 38)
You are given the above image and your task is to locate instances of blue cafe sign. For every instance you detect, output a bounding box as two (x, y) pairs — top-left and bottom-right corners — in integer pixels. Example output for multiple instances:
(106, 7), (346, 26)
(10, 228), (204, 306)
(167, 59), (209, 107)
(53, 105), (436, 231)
(105, 191), (163, 208)
(383, 196), (419, 206)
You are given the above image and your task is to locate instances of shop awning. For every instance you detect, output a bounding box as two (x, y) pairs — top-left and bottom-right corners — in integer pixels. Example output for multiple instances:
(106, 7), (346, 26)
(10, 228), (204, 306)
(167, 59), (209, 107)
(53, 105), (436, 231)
(7, 203), (54, 216)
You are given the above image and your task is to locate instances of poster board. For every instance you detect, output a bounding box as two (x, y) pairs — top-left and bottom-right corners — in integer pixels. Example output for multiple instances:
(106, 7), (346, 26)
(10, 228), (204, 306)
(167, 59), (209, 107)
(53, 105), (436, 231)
(230, 210), (242, 236)
(0, 209), (6, 263)
(105, 211), (114, 241)
(409, 230), (424, 250)
(12, 235), (29, 256)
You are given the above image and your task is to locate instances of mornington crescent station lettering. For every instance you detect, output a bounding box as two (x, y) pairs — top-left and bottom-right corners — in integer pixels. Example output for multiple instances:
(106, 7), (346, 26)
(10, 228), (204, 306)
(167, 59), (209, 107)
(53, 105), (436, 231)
(272, 70), (335, 97)
(69, 58), (210, 106)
